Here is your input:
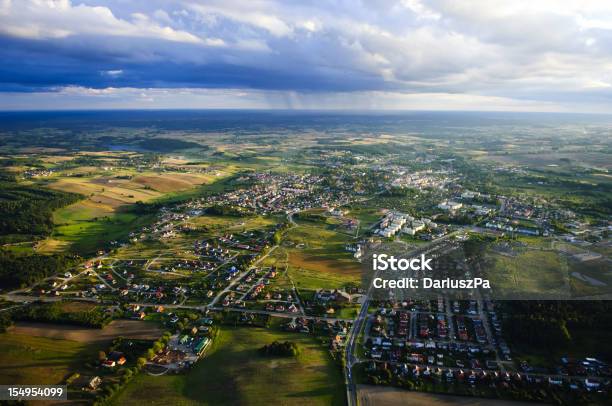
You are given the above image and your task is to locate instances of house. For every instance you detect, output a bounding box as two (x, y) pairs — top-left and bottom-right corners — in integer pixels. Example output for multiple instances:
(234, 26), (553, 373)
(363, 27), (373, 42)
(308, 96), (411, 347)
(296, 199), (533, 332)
(131, 311), (146, 320)
(77, 375), (102, 391)
(315, 289), (352, 303)
(329, 208), (346, 216)
(584, 378), (601, 391)
(107, 351), (127, 366)
(88, 376), (102, 390)
(194, 337), (210, 356)
(334, 289), (352, 302)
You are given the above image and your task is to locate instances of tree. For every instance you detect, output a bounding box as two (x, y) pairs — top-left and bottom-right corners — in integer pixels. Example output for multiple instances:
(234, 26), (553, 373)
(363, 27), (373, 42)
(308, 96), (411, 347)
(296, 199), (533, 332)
(136, 357), (147, 369)
(153, 341), (163, 353)
(0, 312), (12, 332)
(259, 341), (300, 357)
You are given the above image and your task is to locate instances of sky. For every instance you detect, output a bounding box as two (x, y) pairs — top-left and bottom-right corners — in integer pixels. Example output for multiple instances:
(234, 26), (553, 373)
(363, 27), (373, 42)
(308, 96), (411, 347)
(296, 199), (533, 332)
(1, 0), (612, 112)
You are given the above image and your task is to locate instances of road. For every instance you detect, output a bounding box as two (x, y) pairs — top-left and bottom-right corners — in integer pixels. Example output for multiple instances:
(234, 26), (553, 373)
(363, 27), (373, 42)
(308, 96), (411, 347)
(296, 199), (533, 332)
(345, 295), (370, 406)
(210, 211), (296, 307)
(209, 244), (278, 306)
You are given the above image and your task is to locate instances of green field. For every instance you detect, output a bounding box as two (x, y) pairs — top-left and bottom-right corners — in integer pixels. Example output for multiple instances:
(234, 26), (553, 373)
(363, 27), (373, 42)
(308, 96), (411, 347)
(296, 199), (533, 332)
(289, 266), (359, 290)
(114, 327), (345, 405)
(484, 248), (570, 298)
(283, 223), (361, 289)
(0, 332), (98, 386)
(186, 214), (280, 232)
(53, 209), (155, 254)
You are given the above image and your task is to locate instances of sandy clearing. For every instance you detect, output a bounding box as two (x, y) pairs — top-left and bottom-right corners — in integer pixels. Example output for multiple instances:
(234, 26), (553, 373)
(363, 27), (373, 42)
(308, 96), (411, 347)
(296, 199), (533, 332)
(10, 320), (163, 342)
(35, 238), (71, 253)
(89, 177), (131, 185)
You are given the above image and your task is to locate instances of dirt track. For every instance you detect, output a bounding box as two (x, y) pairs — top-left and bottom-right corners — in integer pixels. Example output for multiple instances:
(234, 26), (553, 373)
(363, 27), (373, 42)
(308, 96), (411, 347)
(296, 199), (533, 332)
(358, 385), (534, 406)
(10, 320), (163, 342)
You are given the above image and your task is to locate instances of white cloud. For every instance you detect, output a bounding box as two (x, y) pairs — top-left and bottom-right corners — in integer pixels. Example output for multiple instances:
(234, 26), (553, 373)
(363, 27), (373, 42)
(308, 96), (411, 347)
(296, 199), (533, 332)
(0, 0), (209, 44)
(101, 69), (123, 77)
(187, 2), (293, 37)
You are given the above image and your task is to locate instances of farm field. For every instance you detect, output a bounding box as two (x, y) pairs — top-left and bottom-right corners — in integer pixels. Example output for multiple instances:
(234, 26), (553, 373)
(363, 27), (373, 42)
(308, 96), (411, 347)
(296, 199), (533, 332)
(476, 151), (611, 171)
(114, 326), (346, 406)
(37, 166), (236, 254)
(9, 320), (163, 342)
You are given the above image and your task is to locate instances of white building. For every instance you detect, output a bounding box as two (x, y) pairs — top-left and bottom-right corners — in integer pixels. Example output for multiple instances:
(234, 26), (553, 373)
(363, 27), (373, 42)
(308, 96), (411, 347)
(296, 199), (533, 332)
(438, 201), (463, 211)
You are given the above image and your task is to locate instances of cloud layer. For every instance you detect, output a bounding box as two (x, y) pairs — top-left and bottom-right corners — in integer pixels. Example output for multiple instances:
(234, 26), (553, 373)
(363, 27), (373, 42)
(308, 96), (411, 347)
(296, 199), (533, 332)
(1, 0), (612, 111)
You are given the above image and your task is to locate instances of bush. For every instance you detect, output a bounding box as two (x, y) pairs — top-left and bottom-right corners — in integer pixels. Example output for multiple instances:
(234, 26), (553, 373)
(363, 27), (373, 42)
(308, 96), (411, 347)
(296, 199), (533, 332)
(259, 340), (300, 357)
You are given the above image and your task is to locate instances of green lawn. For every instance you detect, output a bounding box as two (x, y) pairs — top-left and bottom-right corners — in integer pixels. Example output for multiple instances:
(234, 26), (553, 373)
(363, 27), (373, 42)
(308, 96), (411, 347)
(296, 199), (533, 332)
(114, 327), (346, 406)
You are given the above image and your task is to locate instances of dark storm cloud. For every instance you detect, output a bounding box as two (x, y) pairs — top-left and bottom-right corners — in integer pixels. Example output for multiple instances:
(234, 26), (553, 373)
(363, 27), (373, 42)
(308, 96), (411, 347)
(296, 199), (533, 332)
(1, 0), (612, 111)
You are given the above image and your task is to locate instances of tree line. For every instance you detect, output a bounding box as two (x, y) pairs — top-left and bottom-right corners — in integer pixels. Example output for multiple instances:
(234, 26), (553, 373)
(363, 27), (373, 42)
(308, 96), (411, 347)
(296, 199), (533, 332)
(13, 302), (112, 328)
(0, 250), (80, 289)
(0, 174), (82, 240)
(502, 301), (612, 358)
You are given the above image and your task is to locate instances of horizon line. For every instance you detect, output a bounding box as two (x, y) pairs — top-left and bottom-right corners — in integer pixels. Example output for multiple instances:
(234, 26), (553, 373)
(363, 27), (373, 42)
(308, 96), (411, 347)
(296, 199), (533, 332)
(0, 108), (610, 116)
